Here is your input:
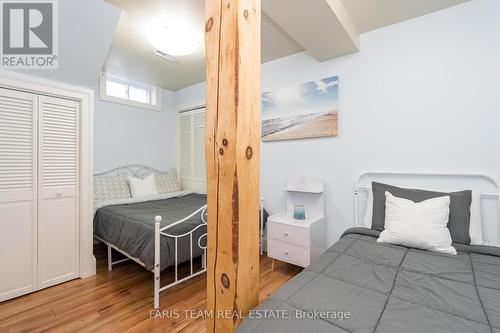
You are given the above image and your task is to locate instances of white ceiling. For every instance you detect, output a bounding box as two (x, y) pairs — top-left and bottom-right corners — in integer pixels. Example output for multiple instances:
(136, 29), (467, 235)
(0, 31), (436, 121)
(103, 0), (302, 91)
(103, 0), (468, 91)
(342, 0), (469, 33)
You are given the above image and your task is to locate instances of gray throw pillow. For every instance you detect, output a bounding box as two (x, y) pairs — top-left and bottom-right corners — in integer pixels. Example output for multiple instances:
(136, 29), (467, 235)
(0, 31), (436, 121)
(371, 181), (472, 245)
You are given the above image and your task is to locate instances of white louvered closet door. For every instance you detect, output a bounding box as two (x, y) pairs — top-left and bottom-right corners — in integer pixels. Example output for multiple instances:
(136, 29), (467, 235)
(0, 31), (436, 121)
(0, 88), (38, 302)
(178, 108), (206, 193)
(192, 111), (206, 181)
(179, 113), (192, 180)
(38, 95), (80, 289)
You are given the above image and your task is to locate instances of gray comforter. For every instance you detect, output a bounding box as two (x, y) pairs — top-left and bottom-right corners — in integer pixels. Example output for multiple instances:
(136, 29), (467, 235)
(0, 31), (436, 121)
(94, 194), (206, 271)
(238, 227), (500, 333)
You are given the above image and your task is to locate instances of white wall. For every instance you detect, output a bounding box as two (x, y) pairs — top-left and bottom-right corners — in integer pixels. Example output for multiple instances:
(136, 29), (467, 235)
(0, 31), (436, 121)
(176, 82), (206, 110)
(17, 0), (120, 88)
(5, 0), (178, 174)
(175, 0), (500, 245)
(94, 89), (176, 173)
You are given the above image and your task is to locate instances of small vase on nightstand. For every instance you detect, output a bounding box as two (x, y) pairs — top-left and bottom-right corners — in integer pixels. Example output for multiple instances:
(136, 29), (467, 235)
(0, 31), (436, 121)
(293, 204), (305, 220)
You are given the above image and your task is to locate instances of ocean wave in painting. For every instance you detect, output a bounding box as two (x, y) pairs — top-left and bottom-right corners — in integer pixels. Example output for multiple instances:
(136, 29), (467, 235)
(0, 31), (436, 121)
(262, 111), (338, 141)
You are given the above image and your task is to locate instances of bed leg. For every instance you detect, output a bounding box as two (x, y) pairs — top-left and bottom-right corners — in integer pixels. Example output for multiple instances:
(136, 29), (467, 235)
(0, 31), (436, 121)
(271, 259), (275, 272)
(154, 216), (162, 309)
(107, 245), (112, 271)
(201, 250), (206, 270)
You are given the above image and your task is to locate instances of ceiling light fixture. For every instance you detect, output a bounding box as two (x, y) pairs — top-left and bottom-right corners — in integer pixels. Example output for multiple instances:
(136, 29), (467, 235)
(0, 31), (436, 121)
(146, 20), (201, 57)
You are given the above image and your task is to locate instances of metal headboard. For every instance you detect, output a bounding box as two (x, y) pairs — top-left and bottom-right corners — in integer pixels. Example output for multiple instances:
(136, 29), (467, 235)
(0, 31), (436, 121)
(94, 164), (171, 178)
(354, 172), (500, 244)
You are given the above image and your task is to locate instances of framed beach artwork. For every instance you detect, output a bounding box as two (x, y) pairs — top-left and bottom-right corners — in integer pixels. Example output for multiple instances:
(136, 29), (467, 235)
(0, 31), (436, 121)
(261, 76), (338, 142)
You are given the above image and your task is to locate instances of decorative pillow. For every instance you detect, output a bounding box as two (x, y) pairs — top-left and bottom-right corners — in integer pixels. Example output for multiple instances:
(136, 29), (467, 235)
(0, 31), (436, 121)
(378, 192), (456, 255)
(371, 182), (472, 245)
(93, 175), (131, 201)
(128, 175), (158, 198)
(154, 170), (181, 194)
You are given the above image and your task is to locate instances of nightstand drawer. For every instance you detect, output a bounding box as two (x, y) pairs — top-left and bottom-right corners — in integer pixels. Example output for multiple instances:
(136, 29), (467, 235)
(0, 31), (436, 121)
(268, 240), (309, 267)
(268, 221), (309, 246)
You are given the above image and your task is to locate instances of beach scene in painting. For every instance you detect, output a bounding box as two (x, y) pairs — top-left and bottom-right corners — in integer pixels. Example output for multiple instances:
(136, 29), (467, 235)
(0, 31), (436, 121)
(261, 76), (338, 141)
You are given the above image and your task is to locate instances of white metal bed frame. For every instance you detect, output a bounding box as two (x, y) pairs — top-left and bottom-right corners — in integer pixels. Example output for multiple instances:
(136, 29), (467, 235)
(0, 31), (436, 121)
(94, 165), (208, 309)
(94, 164), (264, 308)
(93, 206), (207, 308)
(354, 171), (500, 244)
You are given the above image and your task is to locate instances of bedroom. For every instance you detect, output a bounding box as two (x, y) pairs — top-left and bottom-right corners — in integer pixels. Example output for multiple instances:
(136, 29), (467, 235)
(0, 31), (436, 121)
(0, 0), (500, 332)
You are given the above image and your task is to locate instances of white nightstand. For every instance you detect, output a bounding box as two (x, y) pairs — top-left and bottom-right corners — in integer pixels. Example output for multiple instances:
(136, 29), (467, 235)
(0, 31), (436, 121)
(267, 213), (326, 269)
(267, 177), (327, 270)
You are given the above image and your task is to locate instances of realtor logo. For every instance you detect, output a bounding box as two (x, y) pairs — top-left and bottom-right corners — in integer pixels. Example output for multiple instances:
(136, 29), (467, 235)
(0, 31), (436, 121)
(1, 0), (58, 69)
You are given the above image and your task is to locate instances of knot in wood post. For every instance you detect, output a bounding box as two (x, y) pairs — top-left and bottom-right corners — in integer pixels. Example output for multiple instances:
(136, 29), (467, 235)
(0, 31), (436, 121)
(205, 18), (214, 32)
(221, 273), (230, 289)
(245, 146), (253, 159)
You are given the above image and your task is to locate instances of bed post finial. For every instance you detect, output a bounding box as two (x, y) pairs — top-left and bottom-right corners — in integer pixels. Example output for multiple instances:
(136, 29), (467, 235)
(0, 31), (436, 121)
(153, 215), (162, 308)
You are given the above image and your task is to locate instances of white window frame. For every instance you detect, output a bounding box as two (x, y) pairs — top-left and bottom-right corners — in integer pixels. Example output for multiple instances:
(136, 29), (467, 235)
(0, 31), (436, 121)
(99, 72), (162, 111)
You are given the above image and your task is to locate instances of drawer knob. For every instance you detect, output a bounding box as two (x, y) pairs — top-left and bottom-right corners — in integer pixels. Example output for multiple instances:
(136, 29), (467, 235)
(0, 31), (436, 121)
(284, 251), (289, 255)
(56, 191), (63, 197)
(284, 232), (289, 237)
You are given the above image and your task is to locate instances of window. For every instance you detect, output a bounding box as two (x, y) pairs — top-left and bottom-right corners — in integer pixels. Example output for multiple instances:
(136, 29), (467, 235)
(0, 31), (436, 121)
(178, 108), (206, 193)
(99, 72), (161, 111)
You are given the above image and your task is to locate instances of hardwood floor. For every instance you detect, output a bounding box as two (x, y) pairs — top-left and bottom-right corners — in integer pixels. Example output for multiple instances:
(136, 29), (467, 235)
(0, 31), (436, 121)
(0, 244), (301, 332)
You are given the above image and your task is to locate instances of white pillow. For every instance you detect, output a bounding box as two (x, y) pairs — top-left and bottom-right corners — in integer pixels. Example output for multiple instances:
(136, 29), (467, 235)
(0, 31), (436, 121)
(469, 190), (483, 245)
(128, 175), (158, 198)
(377, 192), (456, 255)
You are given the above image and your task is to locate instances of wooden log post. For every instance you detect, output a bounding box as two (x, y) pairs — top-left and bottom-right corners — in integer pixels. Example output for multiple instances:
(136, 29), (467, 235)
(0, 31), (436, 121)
(205, 0), (261, 332)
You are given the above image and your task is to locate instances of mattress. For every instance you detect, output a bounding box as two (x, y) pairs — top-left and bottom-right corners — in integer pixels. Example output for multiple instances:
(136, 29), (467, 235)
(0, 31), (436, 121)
(238, 227), (500, 333)
(93, 193), (207, 271)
